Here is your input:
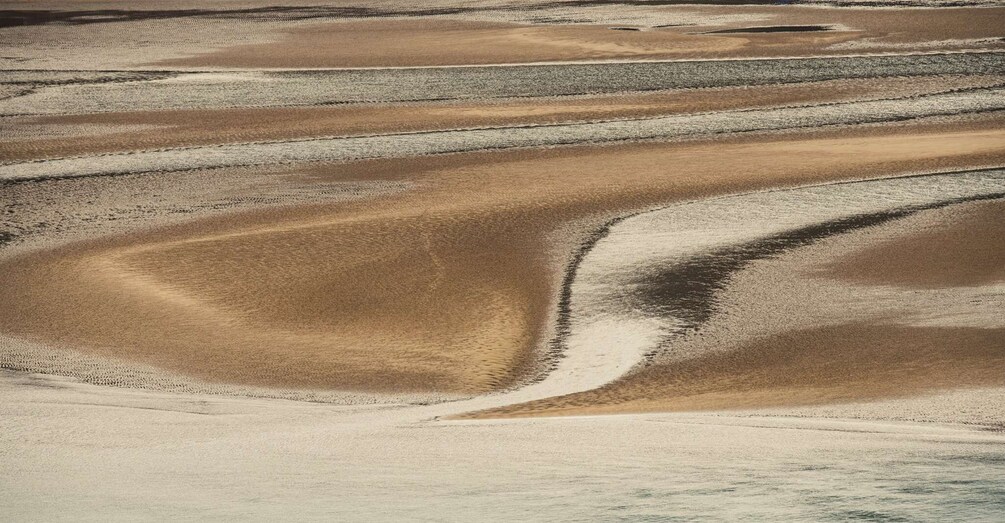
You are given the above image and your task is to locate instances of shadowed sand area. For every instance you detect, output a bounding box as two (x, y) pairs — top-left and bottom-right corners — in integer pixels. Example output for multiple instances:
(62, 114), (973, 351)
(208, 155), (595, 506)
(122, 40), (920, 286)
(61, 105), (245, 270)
(7, 75), (1000, 163)
(161, 7), (1005, 68)
(824, 199), (1005, 289)
(1, 119), (1003, 394)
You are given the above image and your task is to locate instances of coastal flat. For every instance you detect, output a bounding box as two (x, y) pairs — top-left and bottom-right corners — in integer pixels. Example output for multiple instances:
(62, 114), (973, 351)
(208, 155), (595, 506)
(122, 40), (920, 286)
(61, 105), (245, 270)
(7, 74), (998, 163)
(2, 118), (1002, 394)
(161, 7), (1005, 68)
(460, 197), (1005, 419)
(4, 2), (1005, 519)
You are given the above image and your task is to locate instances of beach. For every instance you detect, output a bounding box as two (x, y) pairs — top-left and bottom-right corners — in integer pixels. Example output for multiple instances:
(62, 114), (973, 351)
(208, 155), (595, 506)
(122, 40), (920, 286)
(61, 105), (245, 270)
(2, 0), (1004, 519)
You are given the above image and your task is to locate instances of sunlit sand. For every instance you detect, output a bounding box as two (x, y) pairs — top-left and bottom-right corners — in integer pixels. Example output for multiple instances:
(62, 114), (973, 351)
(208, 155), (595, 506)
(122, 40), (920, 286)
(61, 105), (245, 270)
(2, 0), (1003, 519)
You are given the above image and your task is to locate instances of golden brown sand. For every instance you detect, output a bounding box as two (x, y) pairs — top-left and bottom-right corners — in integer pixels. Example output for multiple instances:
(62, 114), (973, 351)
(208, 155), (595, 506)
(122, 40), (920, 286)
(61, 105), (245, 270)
(824, 199), (1005, 289)
(4, 4), (1005, 516)
(460, 197), (1005, 418)
(161, 8), (1005, 68)
(7, 75), (997, 163)
(465, 324), (1005, 418)
(2, 118), (1003, 394)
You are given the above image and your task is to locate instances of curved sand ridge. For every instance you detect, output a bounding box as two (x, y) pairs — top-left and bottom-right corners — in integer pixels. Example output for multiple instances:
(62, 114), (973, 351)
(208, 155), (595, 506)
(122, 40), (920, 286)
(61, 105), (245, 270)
(462, 169), (1005, 418)
(5, 166), (1003, 424)
(2, 120), (1004, 399)
(4, 171), (1005, 521)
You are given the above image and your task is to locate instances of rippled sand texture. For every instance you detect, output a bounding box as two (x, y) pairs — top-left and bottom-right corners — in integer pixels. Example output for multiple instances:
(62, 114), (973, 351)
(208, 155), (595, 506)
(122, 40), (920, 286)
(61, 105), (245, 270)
(2, 0), (1005, 520)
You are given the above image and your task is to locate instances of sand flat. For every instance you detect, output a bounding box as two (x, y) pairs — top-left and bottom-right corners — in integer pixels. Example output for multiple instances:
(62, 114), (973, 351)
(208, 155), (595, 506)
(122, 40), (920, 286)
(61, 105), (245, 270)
(4, 1), (1005, 518)
(2, 119), (1003, 394)
(461, 195), (1005, 418)
(161, 8), (1005, 68)
(7, 75), (999, 163)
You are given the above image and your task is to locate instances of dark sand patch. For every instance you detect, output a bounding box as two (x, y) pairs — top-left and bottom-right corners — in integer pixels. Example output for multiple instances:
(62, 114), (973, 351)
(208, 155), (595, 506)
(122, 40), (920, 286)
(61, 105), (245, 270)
(706, 25), (831, 34)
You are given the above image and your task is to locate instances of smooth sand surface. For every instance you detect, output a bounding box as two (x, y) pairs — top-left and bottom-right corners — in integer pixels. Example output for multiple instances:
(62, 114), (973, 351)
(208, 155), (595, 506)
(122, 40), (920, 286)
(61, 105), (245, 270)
(2, 119), (1003, 394)
(160, 18), (753, 67)
(5, 368), (1004, 521)
(162, 8), (1005, 68)
(824, 199), (1005, 289)
(7, 75), (998, 163)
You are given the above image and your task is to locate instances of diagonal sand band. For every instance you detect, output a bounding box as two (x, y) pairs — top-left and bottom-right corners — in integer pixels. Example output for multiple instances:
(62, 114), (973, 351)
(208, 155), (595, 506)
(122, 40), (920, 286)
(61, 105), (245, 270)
(8, 75), (999, 163)
(5, 51), (1002, 116)
(824, 199), (1005, 288)
(4, 86), (1005, 181)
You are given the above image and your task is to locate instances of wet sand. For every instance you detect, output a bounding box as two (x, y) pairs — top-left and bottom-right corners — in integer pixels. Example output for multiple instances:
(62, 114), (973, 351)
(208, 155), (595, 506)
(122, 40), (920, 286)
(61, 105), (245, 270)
(4, 2), (1005, 519)
(162, 7), (1005, 68)
(469, 322), (1005, 418)
(2, 119), (1003, 394)
(7, 74), (998, 163)
(462, 196), (1005, 418)
(5, 367), (1003, 521)
(824, 199), (1005, 288)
